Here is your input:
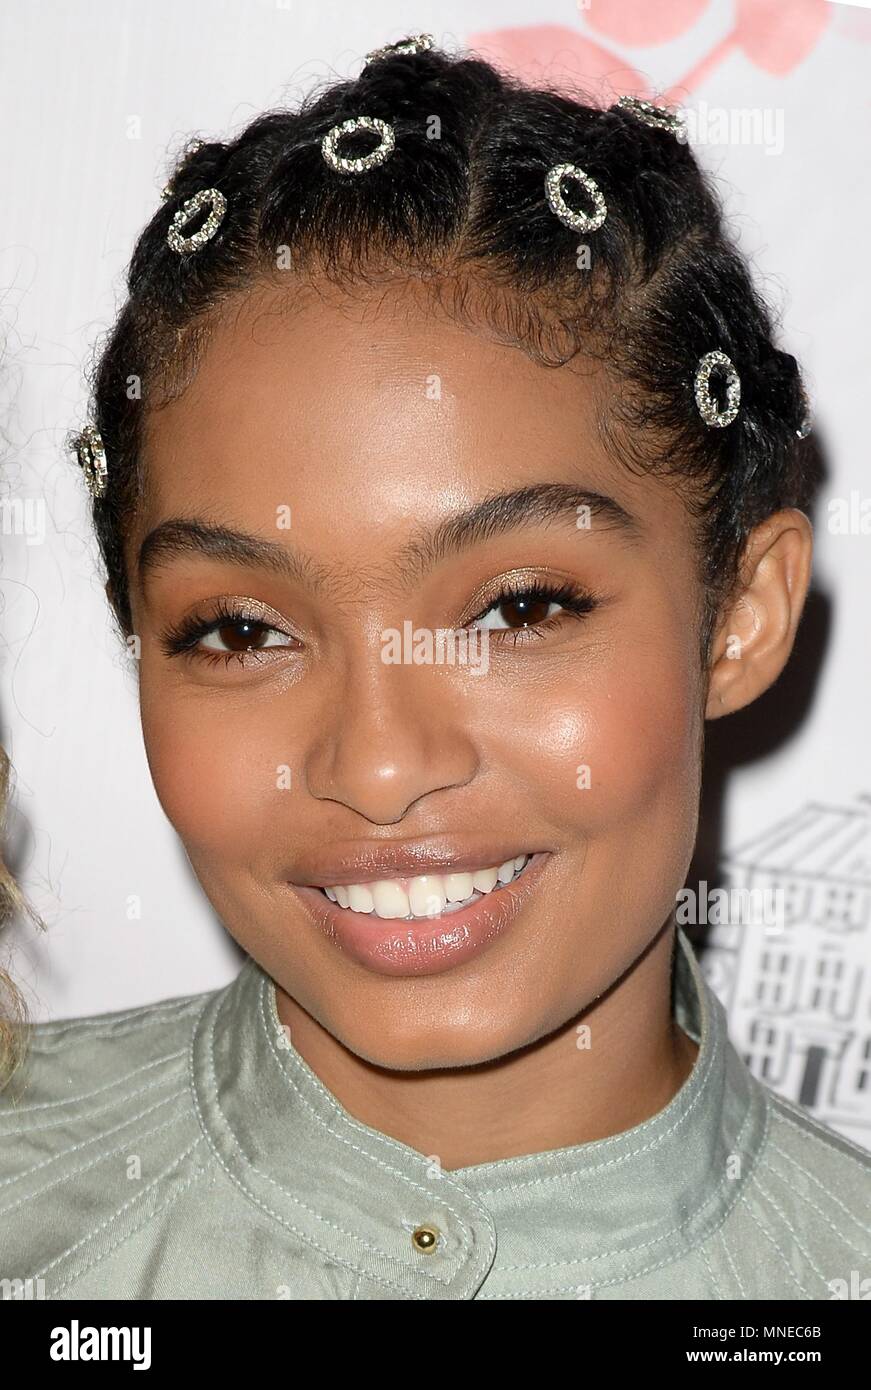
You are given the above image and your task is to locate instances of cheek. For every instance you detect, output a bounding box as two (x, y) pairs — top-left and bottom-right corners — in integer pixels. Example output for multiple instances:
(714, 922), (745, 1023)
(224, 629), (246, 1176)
(476, 637), (702, 967)
(483, 638), (701, 841)
(139, 680), (286, 859)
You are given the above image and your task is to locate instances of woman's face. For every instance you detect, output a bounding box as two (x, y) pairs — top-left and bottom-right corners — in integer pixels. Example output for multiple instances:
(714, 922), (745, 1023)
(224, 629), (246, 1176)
(126, 278), (709, 1069)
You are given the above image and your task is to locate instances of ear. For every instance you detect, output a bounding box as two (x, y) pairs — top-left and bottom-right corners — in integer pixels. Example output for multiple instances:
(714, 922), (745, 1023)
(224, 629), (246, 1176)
(704, 509), (813, 720)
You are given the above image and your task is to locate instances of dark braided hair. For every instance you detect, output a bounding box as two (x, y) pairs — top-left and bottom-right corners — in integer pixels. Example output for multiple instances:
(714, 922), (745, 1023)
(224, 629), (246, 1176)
(79, 39), (813, 667)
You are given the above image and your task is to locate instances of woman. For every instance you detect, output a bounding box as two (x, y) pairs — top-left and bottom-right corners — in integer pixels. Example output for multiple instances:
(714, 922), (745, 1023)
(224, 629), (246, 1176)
(1, 35), (868, 1300)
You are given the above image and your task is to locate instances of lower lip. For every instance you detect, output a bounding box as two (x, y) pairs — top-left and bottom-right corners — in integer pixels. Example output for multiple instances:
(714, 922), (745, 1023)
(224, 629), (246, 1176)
(288, 852), (551, 978)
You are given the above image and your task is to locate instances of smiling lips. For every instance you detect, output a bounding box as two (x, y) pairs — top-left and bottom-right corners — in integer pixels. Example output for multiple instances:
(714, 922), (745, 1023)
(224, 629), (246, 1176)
(315, 854), (533, 921)
(291, 850), (549, 976)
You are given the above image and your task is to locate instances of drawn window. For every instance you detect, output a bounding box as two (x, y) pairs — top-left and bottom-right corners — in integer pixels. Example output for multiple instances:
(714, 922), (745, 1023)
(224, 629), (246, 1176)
(755, 948), (794, 1008)
(818, 883), (868, 930)
(809, 953), (859, 1020)
(745, 1018), (789, 1085)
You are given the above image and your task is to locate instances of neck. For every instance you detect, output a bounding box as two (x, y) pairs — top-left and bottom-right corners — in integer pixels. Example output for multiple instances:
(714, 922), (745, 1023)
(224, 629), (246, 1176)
(273, 922), (699, 1171)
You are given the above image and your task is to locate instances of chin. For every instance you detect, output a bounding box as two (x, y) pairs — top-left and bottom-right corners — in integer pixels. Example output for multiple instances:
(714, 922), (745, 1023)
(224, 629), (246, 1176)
(323, 997), (540, 1073)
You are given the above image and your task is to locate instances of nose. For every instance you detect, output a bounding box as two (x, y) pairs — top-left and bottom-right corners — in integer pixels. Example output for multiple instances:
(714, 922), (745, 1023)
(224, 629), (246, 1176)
(302, 651), (480, 824)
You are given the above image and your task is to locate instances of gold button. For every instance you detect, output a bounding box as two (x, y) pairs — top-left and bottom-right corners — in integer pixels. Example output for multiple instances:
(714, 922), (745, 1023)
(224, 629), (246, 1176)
(411, 1223), (440, 1254)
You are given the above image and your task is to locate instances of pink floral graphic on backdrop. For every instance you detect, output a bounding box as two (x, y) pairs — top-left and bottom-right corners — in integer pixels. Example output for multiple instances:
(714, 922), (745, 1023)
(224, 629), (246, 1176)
(584, 0), (708, 46)
(469, 0), (830, 103)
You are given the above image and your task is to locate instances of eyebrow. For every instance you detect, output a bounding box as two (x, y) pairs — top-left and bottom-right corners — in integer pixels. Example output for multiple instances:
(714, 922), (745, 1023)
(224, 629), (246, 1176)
(137, 482), (643, 592)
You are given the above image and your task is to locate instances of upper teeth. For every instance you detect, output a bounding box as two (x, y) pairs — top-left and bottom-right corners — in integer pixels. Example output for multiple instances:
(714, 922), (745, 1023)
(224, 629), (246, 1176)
(319, 855), (531, 920)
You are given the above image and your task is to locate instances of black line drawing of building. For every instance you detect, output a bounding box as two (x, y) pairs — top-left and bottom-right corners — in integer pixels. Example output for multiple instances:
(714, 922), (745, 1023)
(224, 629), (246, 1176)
(691, 796), (871, 1148)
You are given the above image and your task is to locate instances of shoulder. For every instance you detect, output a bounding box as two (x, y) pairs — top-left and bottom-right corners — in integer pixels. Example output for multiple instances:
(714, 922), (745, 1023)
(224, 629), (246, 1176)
(0, 983), (211, 1113)
(762, 1084), (871, 1195)
(732, 1082), (871, 1299)
(0, 982), (218, 1285)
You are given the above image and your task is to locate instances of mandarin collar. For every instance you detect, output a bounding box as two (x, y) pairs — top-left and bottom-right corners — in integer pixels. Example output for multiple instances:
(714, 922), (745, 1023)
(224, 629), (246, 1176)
(190, 925), (767, 1298)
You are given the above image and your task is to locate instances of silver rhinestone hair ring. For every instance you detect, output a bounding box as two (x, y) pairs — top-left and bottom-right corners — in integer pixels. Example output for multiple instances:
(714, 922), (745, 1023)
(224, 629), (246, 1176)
(616, 95), (686, 140)
(72, 424), (107, 499)
(166, 187), (227, 254)
(544, 163), (607, 233)
(321, 116), (396, 174)
(694, 350), (741, 428)
(364, 33), (434, 65)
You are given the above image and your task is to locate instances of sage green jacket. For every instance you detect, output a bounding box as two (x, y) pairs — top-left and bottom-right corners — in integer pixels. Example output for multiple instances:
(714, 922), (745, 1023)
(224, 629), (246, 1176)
(2, 928), (869, 1300)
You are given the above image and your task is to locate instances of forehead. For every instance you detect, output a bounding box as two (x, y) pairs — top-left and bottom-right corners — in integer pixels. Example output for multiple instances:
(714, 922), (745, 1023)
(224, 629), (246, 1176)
(135, 278), (696, 564)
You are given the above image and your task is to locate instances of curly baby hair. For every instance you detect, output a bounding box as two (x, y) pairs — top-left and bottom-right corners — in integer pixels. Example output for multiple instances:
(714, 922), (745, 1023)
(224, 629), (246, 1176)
(75, 36), (814, 665)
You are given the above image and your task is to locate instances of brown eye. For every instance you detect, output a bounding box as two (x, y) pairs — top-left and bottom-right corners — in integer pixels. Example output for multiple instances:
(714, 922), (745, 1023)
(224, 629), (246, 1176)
(489, 595), (557, 629)
(200, 620), (288, 653)
(466, 580), (599, 639)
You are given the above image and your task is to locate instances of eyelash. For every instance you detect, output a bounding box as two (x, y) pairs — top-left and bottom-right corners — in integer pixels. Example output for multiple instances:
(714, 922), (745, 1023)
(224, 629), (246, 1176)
(467, 577), (599, 646)
(158, 578), (601, 668)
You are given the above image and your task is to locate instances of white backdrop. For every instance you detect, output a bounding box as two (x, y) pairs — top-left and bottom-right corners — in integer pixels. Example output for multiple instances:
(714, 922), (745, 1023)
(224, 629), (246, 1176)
(1, 0), (869, 1146)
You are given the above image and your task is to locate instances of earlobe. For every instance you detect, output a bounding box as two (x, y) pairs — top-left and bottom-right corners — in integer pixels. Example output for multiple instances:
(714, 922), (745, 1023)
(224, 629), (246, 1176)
(704, 509), (813, 720)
